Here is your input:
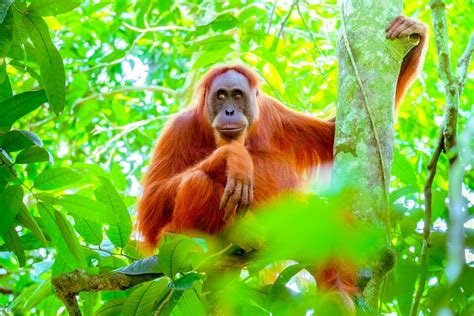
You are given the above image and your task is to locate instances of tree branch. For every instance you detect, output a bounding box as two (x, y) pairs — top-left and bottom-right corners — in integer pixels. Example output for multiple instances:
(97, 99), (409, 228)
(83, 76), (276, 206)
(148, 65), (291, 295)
(410, 131), (444, 316)
(52, 270), (161, 316)
(456, 32), (474, 94)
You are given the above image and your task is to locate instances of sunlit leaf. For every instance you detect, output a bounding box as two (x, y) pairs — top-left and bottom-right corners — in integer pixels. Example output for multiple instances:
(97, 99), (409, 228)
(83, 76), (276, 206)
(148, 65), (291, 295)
(34, 167), (83, 190)
(2, 226), (25, 267)
(95, 297), (126, 316)
(55, 194), (117, 224)
(95, 177), (131, 247)
(15, 146), (52, 164)
(0, 185), (23, 236)
(16, 204), (48, 247)
(123, 278), (171, 316)
(0, 130), (43, 152)
(73, 216), (103, 245)
(21, 13), (65, 114)
(28, 0), (80, 16)
(0, 90), (47, 126)
(38, 203), (87, 268)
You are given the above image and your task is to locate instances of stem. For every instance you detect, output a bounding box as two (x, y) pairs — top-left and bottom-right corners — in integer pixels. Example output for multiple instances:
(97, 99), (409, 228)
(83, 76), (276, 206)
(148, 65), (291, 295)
(410, 132), (443, 316)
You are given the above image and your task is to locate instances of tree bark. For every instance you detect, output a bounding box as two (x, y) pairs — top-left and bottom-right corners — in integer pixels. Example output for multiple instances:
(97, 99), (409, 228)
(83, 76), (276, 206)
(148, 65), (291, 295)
(334, 0), (417, 306)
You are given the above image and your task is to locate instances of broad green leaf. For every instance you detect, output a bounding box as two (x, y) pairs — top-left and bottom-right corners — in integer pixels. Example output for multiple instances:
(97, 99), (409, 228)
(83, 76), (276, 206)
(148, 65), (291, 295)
(73, 216), (103, 245)
(2, 226), (25, 267)
(0, 61), (12, 101)
(1, 130), (43, 152)
(80, 291), (98, 316)
(95, 177), (131, 247)
(154, 288), (183, 315)
(392, 149), (417, 185)
(15, 146), (52, 164)
(38, 203), (87, 268)
(0, 185), (23, 235)
(99, 50), (126, 63)
(23, 280), (52, 311)
(269, 263), (307, 301)
(21, 14), (65, 114)
(169, 272), (204, 291)
(158, 235), (199, 278)
(95, 298), (126, 316)
(115, 256), (161, 275)
(192, 46), (235, 69)
(15, 204), (48, 247)
(0, 90), (47, 126)
(99, 256), (126, 272)
(28, 0), (81, 16)
(34, 167), (83, 190)
(123, 278), (171, 316)
(172, 289), (205, 316)
(0, 7), (13, 57)
(110, 163), (127, 191)
(55, 194), (117, 224)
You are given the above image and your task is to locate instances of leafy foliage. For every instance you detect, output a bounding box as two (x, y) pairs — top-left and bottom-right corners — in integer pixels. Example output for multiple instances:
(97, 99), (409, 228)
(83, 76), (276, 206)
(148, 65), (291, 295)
(0, 0), (472, 315)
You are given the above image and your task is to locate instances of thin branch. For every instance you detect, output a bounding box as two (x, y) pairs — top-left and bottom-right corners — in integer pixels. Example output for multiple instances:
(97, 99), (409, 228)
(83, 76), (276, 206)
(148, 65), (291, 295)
(276, 1), (296, 39)
(80, 33), (145, 73)
(266, 0), (278, 34)
(73, 85), (176, 107)
(410, 132), (444, 316)
(456, 32), (474, 94)
(123, 22), (191, 33)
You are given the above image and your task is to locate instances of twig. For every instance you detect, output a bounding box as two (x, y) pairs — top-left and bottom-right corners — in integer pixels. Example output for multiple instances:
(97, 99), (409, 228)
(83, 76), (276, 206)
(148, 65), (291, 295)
(80, 33), (145, 74)
(276, 0), (296, 39)
(73, 85), (176, 107)
(123, 22), (191, 33)
(80, 244), (138, 261)
(52, 270), (161, 316)
(410, 1), (473, 314)
(410, 132), (444, 316)
(456, 32), (474, 94)
(266, 0), (278, 34)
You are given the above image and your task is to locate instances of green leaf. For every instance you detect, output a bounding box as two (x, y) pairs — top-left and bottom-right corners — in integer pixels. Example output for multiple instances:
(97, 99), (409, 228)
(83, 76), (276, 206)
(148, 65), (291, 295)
(115, 256), (161, 275)
(23, 280), (52, 311)
(15, 204), (48, 247)
(0, 90), (47, 126)
(38, 202), (87, 268)
(54, 194), (117, 224)
(270, 263), (307, 301)
(99, 50), (126, 63)
(0, 7), (13, 57)
(15, 146), (52, 164)
(34, 167), (83, 190)
(2, 226), (25, 267)
(392, 149), (417, 185)
(73, 216), (103, 245)
(172, 289), (205, 316)
(0, 185), (24, 236)
(169, 272), (204, 291)
(21, 14), (65, 115)
(95, 298), (126, 316)
(123, 278), (171, 316)
(28, 0), (81, 16)
(95, 177), (131, 247)
(1, 130), (43, 152)
(158, 235), (199, 278)
(192, 46), (235, 69)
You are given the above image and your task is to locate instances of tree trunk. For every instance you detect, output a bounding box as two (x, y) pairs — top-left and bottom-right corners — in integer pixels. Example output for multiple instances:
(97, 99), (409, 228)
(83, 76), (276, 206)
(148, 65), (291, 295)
(334, 0), (416, 223)
(333, 0), (417, 305)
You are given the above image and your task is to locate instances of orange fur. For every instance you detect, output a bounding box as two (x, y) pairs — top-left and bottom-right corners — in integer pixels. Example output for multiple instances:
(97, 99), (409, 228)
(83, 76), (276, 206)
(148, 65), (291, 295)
(138, 55), (424, 295)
